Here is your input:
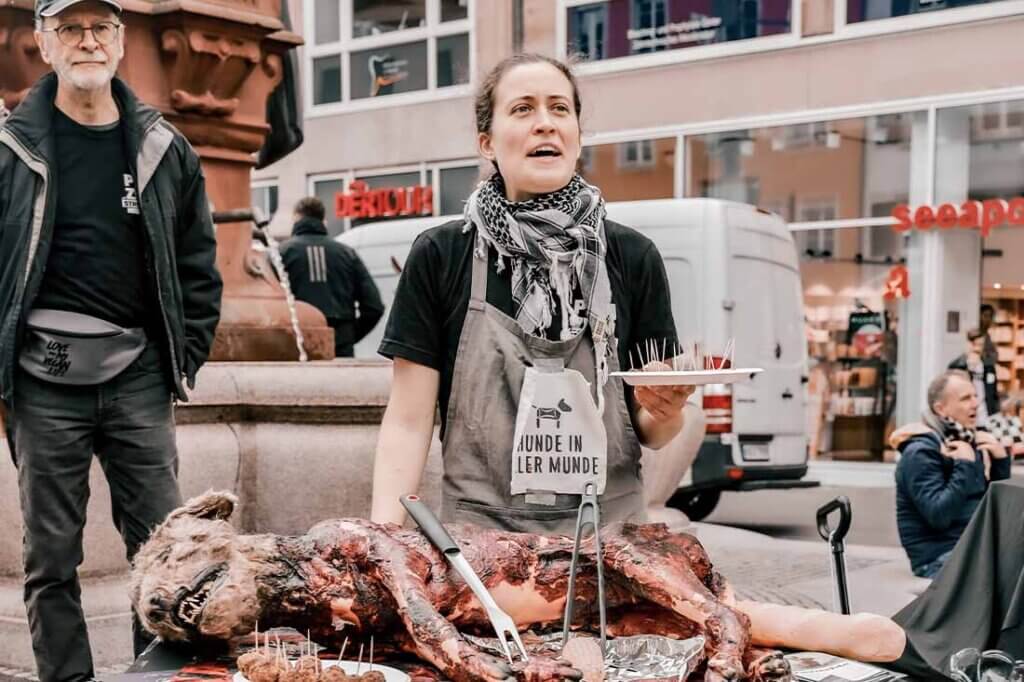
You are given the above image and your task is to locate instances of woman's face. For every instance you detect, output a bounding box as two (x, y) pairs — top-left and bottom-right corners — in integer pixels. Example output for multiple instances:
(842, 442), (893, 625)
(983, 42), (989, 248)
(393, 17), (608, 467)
(479, 62), (581, 202)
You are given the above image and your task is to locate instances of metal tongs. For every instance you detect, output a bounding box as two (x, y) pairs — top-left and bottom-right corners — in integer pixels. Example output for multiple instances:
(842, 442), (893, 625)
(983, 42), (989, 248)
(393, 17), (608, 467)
(562, 481), (607, 654)
(401, 494), (529, 665)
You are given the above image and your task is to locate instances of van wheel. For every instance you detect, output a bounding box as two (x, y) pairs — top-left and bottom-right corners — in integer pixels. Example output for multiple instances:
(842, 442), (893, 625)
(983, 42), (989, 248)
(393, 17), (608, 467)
(666, 489), (721, 522)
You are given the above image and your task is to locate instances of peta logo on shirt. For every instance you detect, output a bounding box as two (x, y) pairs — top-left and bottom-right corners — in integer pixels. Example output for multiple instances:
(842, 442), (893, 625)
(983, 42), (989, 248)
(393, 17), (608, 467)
(122, 174), (140, 215)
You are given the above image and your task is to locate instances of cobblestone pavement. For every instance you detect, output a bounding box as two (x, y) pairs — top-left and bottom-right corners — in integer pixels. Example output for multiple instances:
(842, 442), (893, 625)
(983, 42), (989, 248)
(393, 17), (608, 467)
(712, 547), (889, 609)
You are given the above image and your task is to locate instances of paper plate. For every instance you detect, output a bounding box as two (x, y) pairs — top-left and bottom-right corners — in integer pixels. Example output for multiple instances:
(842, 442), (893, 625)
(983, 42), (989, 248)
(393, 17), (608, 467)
(611, 368), (763, 386)
(234, 659), (410, 682)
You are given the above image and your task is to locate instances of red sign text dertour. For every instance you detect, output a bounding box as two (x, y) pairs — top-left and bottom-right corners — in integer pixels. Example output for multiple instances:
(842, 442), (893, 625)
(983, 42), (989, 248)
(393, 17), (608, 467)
(892, 197), (1024, 237)
(335, 180), (434, 219)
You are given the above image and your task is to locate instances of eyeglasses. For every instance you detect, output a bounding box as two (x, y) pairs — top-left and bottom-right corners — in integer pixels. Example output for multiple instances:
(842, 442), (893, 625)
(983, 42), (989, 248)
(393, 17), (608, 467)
(41, 21), (121, 47)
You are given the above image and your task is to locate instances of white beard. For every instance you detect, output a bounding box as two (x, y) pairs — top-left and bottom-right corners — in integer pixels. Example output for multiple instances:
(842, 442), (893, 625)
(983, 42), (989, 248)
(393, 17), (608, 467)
(54, 60), (117, 92)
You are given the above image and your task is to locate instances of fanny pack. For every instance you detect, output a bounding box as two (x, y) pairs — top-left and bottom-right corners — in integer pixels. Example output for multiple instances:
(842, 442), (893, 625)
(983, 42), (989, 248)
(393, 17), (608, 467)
(18, 309), (147, 385)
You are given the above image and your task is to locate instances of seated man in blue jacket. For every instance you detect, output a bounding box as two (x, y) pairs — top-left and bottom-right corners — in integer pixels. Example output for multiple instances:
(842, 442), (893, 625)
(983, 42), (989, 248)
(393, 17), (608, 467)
(891, 369), (1012, 578)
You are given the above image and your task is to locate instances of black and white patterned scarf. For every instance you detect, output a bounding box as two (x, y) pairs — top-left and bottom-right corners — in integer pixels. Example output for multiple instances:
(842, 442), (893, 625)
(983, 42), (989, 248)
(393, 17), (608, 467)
(924, 408), (977, 448)
(463, 173), (607, 339)
(463, 173), (615, 413)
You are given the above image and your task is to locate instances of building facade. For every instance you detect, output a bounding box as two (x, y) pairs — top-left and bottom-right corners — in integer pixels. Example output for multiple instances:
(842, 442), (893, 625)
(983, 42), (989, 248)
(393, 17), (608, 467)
(254, 0), (1024, 460)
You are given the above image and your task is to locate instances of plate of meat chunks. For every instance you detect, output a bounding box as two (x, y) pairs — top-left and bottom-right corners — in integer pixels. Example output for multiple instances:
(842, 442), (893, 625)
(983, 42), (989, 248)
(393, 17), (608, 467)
(234, 637), (409, 682)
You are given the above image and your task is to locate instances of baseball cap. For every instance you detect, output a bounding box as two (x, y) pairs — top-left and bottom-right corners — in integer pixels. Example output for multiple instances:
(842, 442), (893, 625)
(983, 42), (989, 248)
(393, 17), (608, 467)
(35, 0), (122, 19)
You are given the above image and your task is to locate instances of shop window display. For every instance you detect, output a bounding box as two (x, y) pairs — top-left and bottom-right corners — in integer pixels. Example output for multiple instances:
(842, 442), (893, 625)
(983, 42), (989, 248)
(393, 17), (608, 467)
(687, 114), (920, 223)
(800, 226), (907, 460)
(566, 0), (791, 63)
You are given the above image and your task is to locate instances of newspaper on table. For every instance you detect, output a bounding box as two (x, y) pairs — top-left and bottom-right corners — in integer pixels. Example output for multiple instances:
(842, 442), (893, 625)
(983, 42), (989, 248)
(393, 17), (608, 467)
(784, 652), (906, 682)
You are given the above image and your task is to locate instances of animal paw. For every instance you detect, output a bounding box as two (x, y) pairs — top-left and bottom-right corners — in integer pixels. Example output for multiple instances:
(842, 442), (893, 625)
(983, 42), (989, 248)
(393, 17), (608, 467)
(705, 652), (746, 681)
(512, 656), (583, 682)
(454, 647), (517, 682)
(748, 650), (792, 682)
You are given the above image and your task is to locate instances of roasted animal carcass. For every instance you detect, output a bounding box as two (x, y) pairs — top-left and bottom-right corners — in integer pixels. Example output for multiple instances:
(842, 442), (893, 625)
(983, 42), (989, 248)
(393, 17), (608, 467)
(131, 492), (791, 682)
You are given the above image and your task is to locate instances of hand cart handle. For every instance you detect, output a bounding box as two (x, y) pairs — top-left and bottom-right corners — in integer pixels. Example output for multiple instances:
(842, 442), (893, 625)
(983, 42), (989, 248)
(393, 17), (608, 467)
(816, 496), (852, 544)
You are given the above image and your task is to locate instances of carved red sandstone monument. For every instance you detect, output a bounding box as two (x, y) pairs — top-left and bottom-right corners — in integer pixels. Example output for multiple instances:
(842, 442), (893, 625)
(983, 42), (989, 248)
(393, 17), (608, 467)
(0, 0), (333, 361)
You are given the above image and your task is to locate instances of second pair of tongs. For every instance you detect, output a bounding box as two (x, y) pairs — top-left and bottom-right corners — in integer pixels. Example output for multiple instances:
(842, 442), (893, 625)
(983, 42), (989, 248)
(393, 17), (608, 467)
(561, 481), (607, 654)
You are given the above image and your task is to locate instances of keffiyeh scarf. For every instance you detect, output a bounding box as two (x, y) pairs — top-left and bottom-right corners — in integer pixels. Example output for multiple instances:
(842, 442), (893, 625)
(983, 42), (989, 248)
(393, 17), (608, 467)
(463, 173), (615, 413)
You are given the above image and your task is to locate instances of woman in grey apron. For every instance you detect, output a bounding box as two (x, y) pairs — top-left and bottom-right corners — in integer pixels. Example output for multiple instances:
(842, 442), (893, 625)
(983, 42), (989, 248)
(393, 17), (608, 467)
(371, 54), (694, 535)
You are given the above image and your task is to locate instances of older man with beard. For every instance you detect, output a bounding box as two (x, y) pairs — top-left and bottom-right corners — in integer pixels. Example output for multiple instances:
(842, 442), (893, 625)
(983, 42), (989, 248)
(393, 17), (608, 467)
(0, 0), (222, 678)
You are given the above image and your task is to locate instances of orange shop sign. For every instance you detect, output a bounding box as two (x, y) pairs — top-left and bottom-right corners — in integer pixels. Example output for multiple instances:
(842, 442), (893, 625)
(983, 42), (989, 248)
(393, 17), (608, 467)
(891, 197), (1024, 237)
(335, 180), (434, 219)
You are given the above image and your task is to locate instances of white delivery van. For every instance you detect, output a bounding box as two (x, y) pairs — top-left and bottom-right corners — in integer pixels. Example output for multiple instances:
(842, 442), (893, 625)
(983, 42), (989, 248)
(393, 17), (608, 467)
(339, 199), (815, 520)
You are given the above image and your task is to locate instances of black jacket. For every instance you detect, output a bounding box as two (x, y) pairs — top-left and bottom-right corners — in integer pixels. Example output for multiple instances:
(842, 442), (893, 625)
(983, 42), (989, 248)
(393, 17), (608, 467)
(0, 73), (223, 401)
(948, 354), (1000, 418)
(893, 426), (1012, 573)
(279, 217), (383, 356)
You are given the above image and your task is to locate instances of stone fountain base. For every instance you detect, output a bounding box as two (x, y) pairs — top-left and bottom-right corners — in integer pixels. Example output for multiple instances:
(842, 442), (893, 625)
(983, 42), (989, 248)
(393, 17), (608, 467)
(0, 360), (442, 671)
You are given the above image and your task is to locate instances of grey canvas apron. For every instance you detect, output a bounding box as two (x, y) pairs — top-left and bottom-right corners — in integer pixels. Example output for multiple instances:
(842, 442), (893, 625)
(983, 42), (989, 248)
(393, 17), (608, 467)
(441, 232), (645, 535)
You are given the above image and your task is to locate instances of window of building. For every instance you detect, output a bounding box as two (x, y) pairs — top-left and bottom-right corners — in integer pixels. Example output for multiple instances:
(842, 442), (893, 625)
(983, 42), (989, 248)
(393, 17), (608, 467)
(251, 183), (279, 223)
(566, 0), (792, 64)
(936, 99), (1024, 204)
(687, 113), (925, 224)
(439, 164), (479, 215)
(569, 3), (607, 61)
(846, 0), (1012, 23)
(582, 137), (676, 200)
(617, 139), (656, 169)
(309, 0), (471, 108)
(311, 177), (347, 236)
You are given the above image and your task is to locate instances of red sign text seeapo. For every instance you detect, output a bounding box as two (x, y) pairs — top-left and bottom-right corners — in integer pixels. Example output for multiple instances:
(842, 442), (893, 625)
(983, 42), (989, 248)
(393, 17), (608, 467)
(892, 197), (1024, 237)
(335, 180), (434, 219)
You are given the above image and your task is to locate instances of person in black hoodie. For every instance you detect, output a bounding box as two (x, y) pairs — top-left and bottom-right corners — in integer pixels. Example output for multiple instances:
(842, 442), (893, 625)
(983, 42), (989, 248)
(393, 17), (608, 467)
(891, 369), (1011, 579)
(0, 0), (222, 678)
(279, 197), (383, 357)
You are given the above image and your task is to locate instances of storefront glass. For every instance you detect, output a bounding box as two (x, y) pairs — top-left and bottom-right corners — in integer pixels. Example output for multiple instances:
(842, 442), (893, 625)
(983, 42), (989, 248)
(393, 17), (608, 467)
(847, 0), (1011, 23)
(800, 226), (907, 460)
(567, 0), (792, 63)
(936, 99), (1024, 396)
(686, 113), (921, 223)
(314, 0), (340, 44)
(581, 137), (676, 201)
(350, 170), (431, 228)
(350, 42), (429, 100)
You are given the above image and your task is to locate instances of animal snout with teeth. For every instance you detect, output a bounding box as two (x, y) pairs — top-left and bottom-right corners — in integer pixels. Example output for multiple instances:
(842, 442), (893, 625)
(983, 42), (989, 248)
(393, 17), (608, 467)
(174, 563), (227, 628)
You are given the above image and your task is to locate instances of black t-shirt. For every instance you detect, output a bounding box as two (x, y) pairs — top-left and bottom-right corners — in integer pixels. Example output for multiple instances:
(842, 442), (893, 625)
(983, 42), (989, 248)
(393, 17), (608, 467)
(33, 108), (150, 327)
(379, 219), (679, 437)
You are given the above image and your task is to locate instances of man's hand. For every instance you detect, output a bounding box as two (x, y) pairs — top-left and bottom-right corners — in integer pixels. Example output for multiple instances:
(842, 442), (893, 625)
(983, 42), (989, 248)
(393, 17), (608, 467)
(942, 440), (976, 463)
(975, 431), (1008, 459)
(633, 361), (696, 422)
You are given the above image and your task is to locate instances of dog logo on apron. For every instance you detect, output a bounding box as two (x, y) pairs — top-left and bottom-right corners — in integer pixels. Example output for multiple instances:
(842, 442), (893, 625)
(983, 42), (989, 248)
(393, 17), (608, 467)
(511, 359), (608, 496)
